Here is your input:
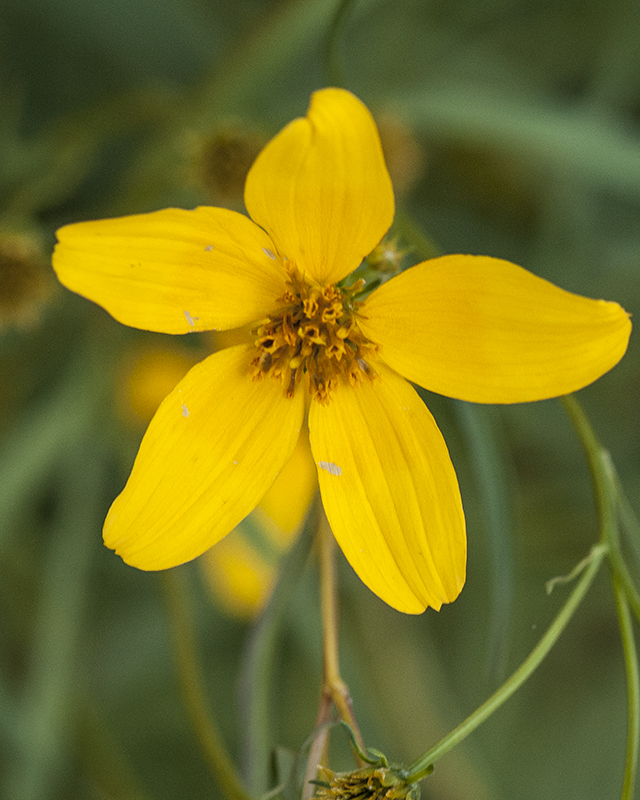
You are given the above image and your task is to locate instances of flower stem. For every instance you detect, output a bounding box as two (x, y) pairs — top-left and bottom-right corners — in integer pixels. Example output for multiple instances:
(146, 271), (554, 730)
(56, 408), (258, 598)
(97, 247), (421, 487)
(404, 542), (607, 779)
(302, 517), (365, 798)
(560, 395), (617, 546)
(319, 516), (365, 756)
(324, 0), (358, 87)
(561, 396), (640, 625)
(406, 394), (636, 780)
(613, 577), (640, 800)
(161, 570), (252, 800)
(615, 477), (640, 570)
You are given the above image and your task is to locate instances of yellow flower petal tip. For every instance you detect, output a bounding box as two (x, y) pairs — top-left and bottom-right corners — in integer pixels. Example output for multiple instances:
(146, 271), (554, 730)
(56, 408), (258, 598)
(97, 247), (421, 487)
(310, 365), (466, 615)
(55, 89), (631, 614)
(102, 346), (304, 570)
(360, 255), (631, 404)
(245, 88), (394, 286)
(53, 207), (287, 334)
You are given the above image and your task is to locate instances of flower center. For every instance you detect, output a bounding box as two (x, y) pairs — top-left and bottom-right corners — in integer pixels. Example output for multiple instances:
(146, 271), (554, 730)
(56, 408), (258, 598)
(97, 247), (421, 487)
(251, 264), (378, 404)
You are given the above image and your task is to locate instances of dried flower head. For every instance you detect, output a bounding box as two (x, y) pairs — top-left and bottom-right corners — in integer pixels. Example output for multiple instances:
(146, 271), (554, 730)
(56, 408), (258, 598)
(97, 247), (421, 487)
(189, 123), (266, 206)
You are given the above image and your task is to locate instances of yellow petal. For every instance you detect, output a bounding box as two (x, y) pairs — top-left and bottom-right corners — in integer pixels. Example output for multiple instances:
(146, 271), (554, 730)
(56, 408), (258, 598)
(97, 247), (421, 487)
(244, 88), (394, 286)
(104, 345), (304, 569)
(258, 428), (317, 546)
(53, 207), (286, 334)
(359, 255), (631, 404)
(308, 366), (466, 614)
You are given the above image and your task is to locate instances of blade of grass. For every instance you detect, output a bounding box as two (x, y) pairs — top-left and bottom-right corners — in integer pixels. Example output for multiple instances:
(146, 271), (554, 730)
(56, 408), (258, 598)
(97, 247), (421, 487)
(454, 401), (515, 680)
(238, 497), (320, 797)
(162, 568), (252, 800)
(1, 447), (102, 800)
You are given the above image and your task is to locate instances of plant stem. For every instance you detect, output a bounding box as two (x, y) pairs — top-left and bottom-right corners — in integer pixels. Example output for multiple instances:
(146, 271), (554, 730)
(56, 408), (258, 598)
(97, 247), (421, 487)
(162, 570), (252, 800)
(615, 476), (640, 569)
(319, 517), (365, 754)
(405, 542), (607, 778)
(613, 577), (640, 800)
(561, 395), (617, 548)
(324, 0), (358, 87)
(302, 518), (365, 800)
(561, 396), (640, 625)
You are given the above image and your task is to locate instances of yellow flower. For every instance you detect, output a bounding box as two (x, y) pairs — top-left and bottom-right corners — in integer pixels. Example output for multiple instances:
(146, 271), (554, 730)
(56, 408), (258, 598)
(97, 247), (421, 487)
(52, 88), (631, 614)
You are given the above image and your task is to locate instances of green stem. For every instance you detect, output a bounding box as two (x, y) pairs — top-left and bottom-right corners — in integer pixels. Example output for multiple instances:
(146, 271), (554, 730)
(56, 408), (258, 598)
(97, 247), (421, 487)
(613, 577), (640, 800)
(562, 395), (640, 797)
(613, 473), (640, 570)
(324, 0), (358, 87)
(162, 570), (251, 800)
(611, 550), (640, 626)
(561, 395), (617, 548)
(561, 396), (640, 625)
(405, 542), (607, 778)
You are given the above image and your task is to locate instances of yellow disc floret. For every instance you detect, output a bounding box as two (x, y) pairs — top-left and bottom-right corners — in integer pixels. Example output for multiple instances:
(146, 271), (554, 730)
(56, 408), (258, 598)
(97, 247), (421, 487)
(251, 264), (378, 403)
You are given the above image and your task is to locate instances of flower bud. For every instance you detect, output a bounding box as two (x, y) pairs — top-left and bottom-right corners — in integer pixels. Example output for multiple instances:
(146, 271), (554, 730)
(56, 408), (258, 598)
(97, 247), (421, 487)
(316, 766), (420, 800)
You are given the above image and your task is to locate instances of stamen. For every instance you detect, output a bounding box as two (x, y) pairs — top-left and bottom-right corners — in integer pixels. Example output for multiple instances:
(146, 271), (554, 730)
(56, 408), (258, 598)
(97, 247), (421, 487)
(251, 265), (378, 402)
(286, 369), (297, 397)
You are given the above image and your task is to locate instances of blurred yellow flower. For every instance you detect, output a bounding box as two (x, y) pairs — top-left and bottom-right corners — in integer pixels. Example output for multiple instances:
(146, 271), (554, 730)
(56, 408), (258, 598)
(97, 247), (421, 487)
(53, 88), (631, 614)
(203, 533), (275, 619)
(118, 344), (198, 426)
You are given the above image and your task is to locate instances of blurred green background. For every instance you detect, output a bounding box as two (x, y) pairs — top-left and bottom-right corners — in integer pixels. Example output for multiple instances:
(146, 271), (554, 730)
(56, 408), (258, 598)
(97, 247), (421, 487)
(1, 0), (640, 798)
